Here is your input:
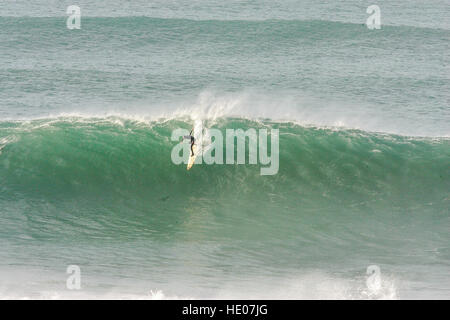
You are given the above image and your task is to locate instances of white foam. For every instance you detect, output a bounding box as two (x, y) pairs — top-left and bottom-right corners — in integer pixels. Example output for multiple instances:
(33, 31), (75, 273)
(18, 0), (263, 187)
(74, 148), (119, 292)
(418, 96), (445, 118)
(0, 268), (398, 300)
(1, 89), (448, 138)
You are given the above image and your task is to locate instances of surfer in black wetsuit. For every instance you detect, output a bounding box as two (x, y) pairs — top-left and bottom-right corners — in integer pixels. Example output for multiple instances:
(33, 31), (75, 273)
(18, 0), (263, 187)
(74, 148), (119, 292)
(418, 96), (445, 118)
(183, 129), (195, 156)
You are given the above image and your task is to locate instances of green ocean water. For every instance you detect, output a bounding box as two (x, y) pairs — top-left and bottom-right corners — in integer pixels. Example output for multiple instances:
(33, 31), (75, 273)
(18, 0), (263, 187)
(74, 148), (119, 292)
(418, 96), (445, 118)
(0, 1), (449, 299)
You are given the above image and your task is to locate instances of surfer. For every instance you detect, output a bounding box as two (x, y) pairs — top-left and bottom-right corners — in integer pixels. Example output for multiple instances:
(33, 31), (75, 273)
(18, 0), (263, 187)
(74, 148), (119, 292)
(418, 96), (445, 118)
(184, 129), (195, 156)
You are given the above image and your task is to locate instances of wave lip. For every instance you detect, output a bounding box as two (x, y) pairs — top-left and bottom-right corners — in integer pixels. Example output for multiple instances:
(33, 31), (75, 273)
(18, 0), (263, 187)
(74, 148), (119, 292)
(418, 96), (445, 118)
(2, 89), (449, 138)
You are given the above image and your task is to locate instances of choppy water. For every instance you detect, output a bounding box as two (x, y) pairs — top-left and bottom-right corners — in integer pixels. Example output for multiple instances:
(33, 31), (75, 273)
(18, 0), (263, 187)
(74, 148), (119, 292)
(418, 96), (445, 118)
(0, 1), (449, 299)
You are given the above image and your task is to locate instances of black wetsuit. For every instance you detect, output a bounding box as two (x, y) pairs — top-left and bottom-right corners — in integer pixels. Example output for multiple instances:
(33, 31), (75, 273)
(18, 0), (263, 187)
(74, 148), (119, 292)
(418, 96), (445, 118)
(184, 133), (195, 156)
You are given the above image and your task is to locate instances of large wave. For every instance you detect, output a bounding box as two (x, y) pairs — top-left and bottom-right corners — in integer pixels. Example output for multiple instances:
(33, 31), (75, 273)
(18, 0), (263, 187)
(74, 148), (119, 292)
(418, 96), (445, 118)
(0, 117), (448, 239)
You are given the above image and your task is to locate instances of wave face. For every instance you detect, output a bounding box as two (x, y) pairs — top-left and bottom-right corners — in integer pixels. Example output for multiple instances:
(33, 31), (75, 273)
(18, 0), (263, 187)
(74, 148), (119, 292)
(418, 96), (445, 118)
(1, 117), (448, 211)
(1, 117), (449, 298)
(0, 121), (448, 245)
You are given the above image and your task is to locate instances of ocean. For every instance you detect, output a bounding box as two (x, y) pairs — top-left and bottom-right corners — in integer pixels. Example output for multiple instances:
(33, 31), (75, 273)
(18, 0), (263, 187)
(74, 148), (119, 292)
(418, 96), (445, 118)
(0, 0), (449, 299)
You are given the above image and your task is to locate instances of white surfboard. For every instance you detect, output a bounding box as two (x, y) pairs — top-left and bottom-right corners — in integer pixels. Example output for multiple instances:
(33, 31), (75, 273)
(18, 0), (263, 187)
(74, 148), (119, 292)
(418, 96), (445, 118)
(187, 144), (197, 170)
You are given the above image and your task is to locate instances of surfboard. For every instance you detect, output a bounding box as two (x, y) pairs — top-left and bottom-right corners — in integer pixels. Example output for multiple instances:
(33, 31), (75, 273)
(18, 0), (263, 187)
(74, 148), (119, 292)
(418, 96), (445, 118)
(187, 144), (197, 170)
